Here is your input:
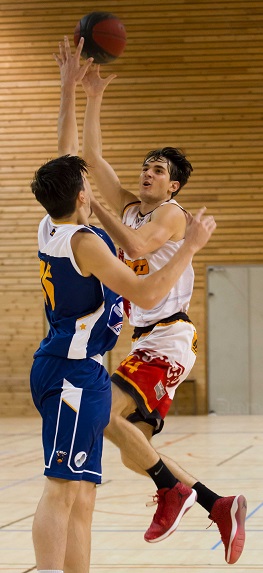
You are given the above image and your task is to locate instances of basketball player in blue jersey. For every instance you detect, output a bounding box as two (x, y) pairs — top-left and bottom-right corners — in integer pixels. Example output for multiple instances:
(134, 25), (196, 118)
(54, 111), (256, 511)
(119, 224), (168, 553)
(79, 61), (247, 564)
(30, 38), (216, 573)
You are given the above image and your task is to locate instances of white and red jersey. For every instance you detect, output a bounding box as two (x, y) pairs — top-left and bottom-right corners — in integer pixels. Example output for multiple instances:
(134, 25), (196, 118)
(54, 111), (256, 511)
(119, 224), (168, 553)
(119, 198), (194, 328)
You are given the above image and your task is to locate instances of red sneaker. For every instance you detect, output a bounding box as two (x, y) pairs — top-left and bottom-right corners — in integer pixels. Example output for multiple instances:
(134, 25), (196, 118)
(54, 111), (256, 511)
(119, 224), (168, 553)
(209, 495), (247, 564)
(144, 482), (197, 543)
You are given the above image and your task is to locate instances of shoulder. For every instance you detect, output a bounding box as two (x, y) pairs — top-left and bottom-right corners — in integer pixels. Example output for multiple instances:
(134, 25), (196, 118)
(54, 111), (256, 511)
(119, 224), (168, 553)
(71, 226), (115, 255)
(151, 200), (187, 241)
(152, 200), (187, 222)
(38, 213), (50, 233)
(88, 225), (117, 255)
(38, 214), (54, 250)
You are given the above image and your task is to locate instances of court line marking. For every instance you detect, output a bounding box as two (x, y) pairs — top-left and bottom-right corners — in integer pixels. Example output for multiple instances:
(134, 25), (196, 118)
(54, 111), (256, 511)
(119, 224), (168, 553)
(0, 474), (42, 492)
(0, 514), (35, 531)
(157, 433), (196, 449)
(217, 445), (253, 466)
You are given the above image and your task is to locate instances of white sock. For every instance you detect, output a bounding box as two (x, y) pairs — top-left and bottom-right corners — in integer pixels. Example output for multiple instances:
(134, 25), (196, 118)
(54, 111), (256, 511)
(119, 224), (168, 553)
(37, 570), (63, 573)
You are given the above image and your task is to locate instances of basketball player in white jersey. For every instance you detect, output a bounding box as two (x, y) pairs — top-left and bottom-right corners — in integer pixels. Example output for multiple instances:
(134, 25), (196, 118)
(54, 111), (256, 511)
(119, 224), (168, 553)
(78, 62), (247, 564)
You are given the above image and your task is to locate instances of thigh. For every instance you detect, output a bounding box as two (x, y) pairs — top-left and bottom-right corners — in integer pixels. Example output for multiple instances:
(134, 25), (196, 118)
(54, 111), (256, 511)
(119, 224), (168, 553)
(110, 380), (138, 417)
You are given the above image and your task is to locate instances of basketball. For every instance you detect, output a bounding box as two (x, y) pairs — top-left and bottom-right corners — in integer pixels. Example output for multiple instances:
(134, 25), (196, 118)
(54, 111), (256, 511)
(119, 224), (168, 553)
(74, 11), (127, 64)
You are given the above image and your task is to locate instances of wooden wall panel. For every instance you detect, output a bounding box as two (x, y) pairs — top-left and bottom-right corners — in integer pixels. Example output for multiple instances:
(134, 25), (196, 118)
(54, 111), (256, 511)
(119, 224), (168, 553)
(0, 0), (263, 415)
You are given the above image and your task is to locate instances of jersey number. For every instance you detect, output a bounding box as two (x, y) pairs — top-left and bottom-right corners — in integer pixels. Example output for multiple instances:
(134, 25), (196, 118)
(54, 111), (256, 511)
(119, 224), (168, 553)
(40, 260), (55, 310)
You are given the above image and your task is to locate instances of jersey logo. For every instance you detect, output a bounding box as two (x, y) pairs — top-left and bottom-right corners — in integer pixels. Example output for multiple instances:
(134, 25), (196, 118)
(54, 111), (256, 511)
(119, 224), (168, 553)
(40, 260), (55, 310)
(125, 258), (149, 276)
(107, 297), (123, 336)
(118, 248), (149, 276)
(118, 247), (125, 261)
(56, 450), (67, 464)
(154, 380), (166, 401)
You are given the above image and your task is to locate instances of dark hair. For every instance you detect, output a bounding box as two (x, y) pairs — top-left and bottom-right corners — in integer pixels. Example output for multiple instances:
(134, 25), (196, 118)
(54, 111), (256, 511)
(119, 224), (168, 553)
(142, 146), (193, 197)
(31, 155), (89, 218)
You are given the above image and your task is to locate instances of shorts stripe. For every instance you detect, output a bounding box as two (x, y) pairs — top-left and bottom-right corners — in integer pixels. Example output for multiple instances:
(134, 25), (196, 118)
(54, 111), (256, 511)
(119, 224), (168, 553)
(67, 403), (81, 474)
(46, 395), (63, 469)
(114, 368), (152, 413)
(132, 318), (192, 342)
(84, 469), (102, 477)
(62, 397), (77, 412)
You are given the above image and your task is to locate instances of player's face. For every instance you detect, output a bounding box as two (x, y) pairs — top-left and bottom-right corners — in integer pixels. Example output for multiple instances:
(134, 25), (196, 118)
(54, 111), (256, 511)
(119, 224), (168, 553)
(139, 159), (175, 203)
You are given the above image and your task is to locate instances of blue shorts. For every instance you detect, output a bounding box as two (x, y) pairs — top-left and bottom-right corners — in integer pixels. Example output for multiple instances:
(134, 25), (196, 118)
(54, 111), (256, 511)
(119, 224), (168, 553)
(30, 355), (111, 483)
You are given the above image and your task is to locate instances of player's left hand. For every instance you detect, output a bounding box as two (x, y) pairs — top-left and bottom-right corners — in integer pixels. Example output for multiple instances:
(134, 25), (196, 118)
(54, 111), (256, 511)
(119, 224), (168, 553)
(82, 63), (117, 97)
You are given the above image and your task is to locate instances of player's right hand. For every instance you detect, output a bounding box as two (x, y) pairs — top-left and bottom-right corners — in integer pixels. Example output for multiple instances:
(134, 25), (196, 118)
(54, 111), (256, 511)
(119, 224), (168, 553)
(185, 207), (216, 253)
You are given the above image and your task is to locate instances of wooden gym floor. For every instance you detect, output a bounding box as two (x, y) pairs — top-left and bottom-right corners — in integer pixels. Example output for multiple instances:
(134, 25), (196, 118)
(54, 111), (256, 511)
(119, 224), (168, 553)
(0, 414), (262, 573)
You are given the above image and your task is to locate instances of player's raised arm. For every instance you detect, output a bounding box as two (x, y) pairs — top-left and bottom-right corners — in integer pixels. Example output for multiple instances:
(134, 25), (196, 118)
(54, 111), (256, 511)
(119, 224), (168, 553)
(53, 36), (93, 157)
(72, 207), (216, 309)
(82, 65), (137, 216)
(90, 190), (186, 258)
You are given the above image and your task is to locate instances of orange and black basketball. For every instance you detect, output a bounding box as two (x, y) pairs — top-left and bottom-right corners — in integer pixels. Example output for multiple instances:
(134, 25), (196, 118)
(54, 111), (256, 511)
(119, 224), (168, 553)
(74, 11), (127, 64)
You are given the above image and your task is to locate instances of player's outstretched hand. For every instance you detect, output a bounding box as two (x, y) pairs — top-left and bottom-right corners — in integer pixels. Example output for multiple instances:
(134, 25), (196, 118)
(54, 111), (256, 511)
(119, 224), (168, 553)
(82, 63), (117, 97)
(185, 207), (216, 254)
(53, 36), (94, 87)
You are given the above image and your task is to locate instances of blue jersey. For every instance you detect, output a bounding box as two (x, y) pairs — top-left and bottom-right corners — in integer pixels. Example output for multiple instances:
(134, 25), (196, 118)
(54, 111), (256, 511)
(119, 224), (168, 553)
(34, 215), (123, 360)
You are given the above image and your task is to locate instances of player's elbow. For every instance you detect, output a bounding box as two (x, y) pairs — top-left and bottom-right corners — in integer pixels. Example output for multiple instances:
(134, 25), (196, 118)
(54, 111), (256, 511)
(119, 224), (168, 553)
(134, 292), (158, 310)
(125, 241), (146, 260)
(83, 154), (101, 171)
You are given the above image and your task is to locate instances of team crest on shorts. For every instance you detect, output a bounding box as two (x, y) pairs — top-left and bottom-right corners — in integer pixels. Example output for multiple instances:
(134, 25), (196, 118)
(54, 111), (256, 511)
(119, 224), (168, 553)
(74, 451), (87, 467)
(56, 450), (67, 464)
(154, 380), (166, 401)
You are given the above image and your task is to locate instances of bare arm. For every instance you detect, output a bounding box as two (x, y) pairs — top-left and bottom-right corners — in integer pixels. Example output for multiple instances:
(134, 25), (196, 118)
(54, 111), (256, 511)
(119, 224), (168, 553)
(53, 36), (94, 156)
(82, 66), (137, 215)
(71, 208), (216, 309)
(90, 194), (186, 258)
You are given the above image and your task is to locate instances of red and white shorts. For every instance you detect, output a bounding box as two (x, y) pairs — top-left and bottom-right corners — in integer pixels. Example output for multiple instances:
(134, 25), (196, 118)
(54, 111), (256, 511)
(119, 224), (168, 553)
(111, 315), (197, 433)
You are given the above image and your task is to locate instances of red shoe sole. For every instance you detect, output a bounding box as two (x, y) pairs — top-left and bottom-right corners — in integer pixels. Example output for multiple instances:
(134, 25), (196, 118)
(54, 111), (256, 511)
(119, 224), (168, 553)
(227, 494), (247, 564)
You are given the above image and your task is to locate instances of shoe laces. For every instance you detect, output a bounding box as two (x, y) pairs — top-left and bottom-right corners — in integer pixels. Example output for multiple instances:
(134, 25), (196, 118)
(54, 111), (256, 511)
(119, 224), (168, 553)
(146, 493), (159, 508)
(146, 491), (166, 524)
(206, 516), (227, 547)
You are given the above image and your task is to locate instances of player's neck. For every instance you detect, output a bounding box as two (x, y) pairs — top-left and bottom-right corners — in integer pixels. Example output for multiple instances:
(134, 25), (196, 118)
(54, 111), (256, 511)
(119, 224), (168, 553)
(51, 210), (89, 227)
(139, 197), (170, 215)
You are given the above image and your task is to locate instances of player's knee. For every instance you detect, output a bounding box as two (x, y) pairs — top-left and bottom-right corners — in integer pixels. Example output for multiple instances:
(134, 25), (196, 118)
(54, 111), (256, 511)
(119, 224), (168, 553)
(120, 451), (132, 469)
(73, 481), (96, 515)
(43, 476), (80, 509)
